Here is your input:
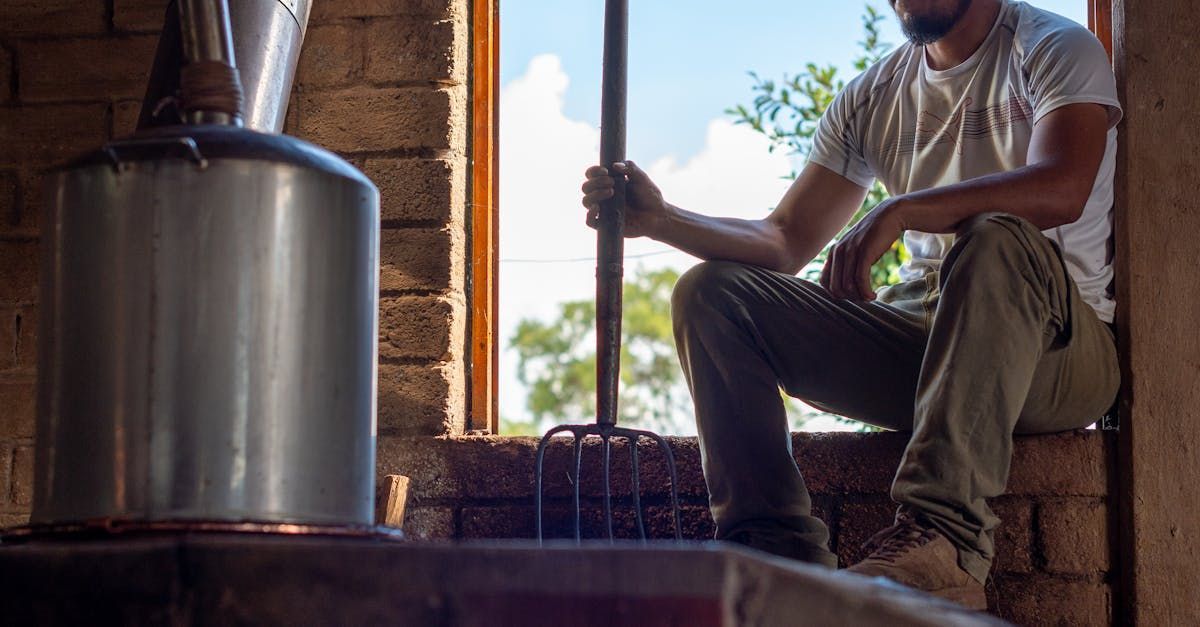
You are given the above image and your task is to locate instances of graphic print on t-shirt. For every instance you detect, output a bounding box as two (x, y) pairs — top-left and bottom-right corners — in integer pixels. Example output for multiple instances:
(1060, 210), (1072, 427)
(897, 90), (1034, 159)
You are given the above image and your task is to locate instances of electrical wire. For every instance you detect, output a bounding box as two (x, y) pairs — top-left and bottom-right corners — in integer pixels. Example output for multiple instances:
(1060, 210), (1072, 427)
(499, 249), (678, 264)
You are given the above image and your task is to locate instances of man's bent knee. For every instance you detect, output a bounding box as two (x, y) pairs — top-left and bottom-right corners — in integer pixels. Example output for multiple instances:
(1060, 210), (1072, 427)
(955, 212), (1041, 246)
(671, 260), (758, 324)
(950, 212), (1055, 265)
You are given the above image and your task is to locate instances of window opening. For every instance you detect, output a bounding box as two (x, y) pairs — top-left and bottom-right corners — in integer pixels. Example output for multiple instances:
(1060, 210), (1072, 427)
(484, 1), (1096, 435)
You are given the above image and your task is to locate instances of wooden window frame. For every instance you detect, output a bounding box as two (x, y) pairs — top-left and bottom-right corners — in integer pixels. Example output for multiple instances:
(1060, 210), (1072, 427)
(465, 0), (1110, 435)
(468, 0), (499, 433)
(1089, 0), (1113, 61)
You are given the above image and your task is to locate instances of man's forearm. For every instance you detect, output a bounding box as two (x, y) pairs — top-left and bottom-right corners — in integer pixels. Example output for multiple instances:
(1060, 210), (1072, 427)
(649, 204), (803, 274)
(888, 161), (1093, 235)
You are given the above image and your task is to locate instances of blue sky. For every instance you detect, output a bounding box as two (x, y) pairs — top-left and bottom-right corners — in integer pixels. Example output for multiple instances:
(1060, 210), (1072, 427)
(501, 1), (1087, 162)
(497, 1), (1090, 432)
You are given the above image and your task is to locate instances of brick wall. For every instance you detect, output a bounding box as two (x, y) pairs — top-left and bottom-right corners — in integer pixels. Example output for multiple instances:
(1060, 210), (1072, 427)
(288, 0), (470, 439)
(381, 431), (1116, 626)
(0, 0), (472, 523)
(0, 2), (1119, 625)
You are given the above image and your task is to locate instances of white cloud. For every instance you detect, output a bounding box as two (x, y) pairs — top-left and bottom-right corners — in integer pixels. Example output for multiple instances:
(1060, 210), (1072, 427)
(498, 54), (796, 431)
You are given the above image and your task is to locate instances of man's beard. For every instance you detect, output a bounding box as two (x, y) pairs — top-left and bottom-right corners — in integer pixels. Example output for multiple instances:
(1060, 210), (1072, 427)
(894, 0), (974, 45)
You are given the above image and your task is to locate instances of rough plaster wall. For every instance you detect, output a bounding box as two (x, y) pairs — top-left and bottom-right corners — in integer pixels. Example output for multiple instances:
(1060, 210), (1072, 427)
(0, 0), (472, 524)
(1112, 1), (1200, 623)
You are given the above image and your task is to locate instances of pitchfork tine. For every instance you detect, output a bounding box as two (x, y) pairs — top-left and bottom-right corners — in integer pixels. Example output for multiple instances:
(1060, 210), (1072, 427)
(535, 424), (575, 544)
(630, 437), (646, 541)
(602, 434), (614, 542)
(572, 432), (584, 542)
(647, 432), (683, 540)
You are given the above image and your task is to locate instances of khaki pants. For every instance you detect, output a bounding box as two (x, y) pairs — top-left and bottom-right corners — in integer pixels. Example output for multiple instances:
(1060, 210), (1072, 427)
(671, 213), (1119, 583)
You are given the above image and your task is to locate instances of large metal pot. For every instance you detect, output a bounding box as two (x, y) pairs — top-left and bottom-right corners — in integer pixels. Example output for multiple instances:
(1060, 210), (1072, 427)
(31, 125), (380, 526)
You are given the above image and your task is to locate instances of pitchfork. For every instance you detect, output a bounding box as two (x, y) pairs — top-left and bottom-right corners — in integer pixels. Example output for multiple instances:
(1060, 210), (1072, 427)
(534, 0), (682, 543)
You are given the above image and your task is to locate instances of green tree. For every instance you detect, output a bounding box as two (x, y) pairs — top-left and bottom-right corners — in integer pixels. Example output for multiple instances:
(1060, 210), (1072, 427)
(509, 267), (691, 433)
(726, 3), (909, 287)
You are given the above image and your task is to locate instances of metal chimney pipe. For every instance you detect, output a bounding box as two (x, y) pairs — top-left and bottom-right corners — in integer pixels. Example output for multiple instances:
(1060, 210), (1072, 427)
(138, 0), (312, 133)
(177, 0), (243, 126)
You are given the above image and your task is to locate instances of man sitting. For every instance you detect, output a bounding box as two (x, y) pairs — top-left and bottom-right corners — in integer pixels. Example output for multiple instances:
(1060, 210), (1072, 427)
(579, 0), (1120, 609)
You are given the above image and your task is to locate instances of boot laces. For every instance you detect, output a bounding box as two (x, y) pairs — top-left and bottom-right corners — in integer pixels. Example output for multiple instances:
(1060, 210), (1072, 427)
(861, 517), (940, 563)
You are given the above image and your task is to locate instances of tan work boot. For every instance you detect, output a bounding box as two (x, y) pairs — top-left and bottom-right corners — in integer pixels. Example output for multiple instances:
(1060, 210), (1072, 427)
(845, 516), (987, 610)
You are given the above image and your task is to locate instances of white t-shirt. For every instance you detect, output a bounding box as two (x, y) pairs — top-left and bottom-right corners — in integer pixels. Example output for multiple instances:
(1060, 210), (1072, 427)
(809, 0), (1122, 322)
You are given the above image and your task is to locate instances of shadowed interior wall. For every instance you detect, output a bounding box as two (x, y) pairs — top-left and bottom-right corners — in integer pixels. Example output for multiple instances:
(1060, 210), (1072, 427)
(0, 1), (1196, 625)
(1112, 0), (1200, 623)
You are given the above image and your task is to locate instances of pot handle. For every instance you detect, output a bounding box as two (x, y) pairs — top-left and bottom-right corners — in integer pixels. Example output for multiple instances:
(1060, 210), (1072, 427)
(103, 136), (208, 171)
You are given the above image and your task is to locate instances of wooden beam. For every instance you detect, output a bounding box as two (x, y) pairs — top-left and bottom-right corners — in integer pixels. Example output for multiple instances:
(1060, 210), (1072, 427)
(469, 0), (499, 433)
(1089, 0), (1113, 61)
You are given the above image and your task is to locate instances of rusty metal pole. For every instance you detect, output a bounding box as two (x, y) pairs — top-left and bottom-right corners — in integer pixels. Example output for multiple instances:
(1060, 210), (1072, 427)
(596, 0), (628, 431)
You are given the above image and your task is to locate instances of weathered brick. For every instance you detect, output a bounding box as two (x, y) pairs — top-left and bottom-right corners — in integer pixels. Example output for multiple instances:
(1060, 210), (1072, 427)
(400, 506), (456, 540)
(793, 431), (1107, 498)
(0, 170), (17, 232)
(11, 445), (33, 506)
(375, 435), (706, 504)
(0, 512), (29, 528)
(365, 18), (463, 84)
(0, 240), (38, 305)
(0, 306), (36, 370)
(9, 169), (41, 234)
(990, 575), (1110, 626)
(378, 362), (464, 436)
(536, 435), (705, 501)
(295, 23), (364, 88)
(112, 100), (143, 139)
(379, 295), (458, 360)
(114, 0), (169, 33)
(0, 46), (12, 104)
(0, 103), (109, 165)
(0, 1), (107, 36)
(363, 158), (460, 223)
(311, 0), (458, 21)
(1009, 431), (1107, 496)
(0, 308), (13, 371)
(294, 86), (460, 153)
(0, 378), (36, 439)
(14, 306), (35, 368)
(992, 498), (1035, 574)
(380, 228), (459, 292)
(19, 36), (159, 103)
(459, 503), (712, 541)
(1039, 498), (1110, 575)
(0, 445), (10, 506)
(376, 435), (463, 500)
(835, 499), (896, 567)
(796, 431), (908, 495)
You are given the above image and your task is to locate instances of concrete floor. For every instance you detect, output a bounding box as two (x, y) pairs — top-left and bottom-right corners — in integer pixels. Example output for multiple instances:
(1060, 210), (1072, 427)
(0, 533), (1008, 626)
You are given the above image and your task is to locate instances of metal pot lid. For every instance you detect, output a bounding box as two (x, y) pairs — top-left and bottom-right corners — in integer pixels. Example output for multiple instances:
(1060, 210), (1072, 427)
(62, 124), (373, 189)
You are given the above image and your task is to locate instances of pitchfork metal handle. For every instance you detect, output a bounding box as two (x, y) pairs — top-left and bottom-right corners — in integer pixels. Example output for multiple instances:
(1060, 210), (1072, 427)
(596, 0), (628, 428)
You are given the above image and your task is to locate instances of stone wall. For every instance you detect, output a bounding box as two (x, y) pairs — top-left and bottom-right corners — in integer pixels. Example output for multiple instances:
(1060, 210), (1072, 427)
(0, 0), (471, 524)
(381, 431), (1116, 625)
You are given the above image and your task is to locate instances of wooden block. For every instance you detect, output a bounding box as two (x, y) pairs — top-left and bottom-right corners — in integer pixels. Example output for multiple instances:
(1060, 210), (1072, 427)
(384, 475), (411, 529)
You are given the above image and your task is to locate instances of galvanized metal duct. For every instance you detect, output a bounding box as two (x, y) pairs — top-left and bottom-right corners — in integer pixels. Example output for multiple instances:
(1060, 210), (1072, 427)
(29, 0), (380, 531)
(139, 0), (311, 133)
